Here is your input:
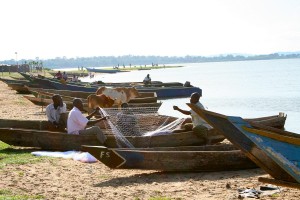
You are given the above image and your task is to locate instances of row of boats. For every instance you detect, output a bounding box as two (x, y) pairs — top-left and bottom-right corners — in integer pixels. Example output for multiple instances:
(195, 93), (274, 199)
(3, 72), (202, 99)
(0, 72), (299, 189)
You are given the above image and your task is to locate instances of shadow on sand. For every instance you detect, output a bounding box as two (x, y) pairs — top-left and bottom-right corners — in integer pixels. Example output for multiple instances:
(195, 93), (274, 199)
(93, 168), (265, 188)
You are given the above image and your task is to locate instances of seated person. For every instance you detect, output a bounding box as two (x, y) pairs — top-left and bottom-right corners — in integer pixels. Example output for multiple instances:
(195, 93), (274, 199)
(46, 94), (67, 131)
(71, 75), (78, 82)
(173, 92), (211, 132)
(62, 71), (68, 81)
(55, 71), (63, 80)
(116, 103), (140, 136)
(67, 98), (108, 143)
(143, 74), (151, 85)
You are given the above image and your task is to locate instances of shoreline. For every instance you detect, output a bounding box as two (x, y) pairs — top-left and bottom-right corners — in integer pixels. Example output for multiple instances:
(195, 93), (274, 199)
(0, 81), (299, 199)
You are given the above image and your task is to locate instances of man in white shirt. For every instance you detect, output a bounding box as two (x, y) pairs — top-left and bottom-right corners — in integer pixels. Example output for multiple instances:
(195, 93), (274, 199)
(173, 92), (211, 129)
(67, 98), (107, 143)
(46, 94), (67, 131)
(143, 74), (151, 85)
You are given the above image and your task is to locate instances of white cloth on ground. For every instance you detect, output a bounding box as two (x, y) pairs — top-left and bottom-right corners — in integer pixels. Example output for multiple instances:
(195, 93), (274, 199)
(31, 151), (97, 163)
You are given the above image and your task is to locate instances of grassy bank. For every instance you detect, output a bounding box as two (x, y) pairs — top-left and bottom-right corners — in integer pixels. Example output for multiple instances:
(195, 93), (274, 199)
(0, 141), (53, 169)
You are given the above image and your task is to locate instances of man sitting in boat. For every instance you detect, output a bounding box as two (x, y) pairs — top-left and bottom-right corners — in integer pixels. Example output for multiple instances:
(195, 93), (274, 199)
(67, 98), (108, 143)
(173, 92), (211, 135)
(46, 94), (67, 131)
(143, 74), (151, 86)
(55, 71), (63, 80)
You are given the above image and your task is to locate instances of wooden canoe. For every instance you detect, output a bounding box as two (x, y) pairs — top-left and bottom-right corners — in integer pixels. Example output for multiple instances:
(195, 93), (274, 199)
(22, 95), (162, 113)
(86, 67), (122, 73)
(26, 86), (158, 103)
(188, 104), (300, 188)
(0, 127), (223, 150)
(31, 77), (202, 98)
(23, 72), (184, 87)
(81, 144), (257, 171)
(0, 111), (287, 151)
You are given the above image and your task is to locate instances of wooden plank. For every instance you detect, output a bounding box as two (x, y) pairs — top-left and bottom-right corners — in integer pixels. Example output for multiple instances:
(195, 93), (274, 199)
(258, 177), (300, 189)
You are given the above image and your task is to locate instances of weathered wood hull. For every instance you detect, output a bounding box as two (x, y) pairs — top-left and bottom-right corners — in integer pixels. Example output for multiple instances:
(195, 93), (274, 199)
(34, 78), (202, 98)
(27, 87), (158, 103)
(187, 104), (298, 184)
(27, 86), (157, 102)
(0, 128), (219, 150)
(86, 67), (122, 73)
(81, 144), (257, 171)
(22, 95), (162, 113)
(240, 125), (300, 184)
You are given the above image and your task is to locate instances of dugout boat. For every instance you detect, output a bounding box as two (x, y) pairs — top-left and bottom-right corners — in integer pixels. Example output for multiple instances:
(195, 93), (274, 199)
(26, 86), (158, 104)
(22, 95), (162, 113)
(28, 77), (202, 99)
(188, 104), (300, 189)
(81, 144), (257, 172)
(0, 111), (287, 151)
(86, 67), (123, 73)
(0, 125), (223, 151)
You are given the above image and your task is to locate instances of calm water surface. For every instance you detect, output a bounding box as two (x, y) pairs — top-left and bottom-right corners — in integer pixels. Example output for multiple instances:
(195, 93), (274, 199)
(79, 59), (300, 132)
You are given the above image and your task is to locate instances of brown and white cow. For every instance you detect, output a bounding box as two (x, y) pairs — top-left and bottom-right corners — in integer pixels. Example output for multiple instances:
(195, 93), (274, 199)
(87, 94), (115, 109)
(96, 86), (140, 106)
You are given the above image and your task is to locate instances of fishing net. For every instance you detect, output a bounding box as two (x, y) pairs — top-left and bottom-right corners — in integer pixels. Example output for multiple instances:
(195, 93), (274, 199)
(98, 107), (185, 148)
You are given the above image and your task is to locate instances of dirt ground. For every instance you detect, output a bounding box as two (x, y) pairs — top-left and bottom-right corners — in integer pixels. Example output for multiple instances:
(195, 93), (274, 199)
(0, 81), (299, 200)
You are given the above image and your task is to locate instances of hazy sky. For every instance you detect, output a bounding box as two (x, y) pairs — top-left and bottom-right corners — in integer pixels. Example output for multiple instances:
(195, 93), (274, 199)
(1, 0), (300, 60)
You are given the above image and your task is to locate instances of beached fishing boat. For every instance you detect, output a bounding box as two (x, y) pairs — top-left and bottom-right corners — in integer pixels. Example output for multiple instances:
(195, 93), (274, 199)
(26, 87), (158, 104)
(22, 95), (162, 113)
(86, 67), (123, 73)
(81, 144), (257, 171)
(28, 77), (202, 98)
(0, 111), (287, 151)
(0, 126), (223, 151)
(188, 104), (300, 189)
(48, 71), (89, 77)
(0, 77), (29, 84)
(22, 72), (185, 88)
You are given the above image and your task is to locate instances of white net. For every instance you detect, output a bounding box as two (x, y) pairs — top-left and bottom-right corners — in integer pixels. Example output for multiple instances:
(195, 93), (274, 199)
(98, 107), (185, 148)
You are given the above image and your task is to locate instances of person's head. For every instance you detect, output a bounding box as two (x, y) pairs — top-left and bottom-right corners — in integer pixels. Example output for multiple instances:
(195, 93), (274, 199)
(73, 98), (83, 110)
(190, 92), (201, 104)
(147, 74), (150, 78)
(121, 103), (129, 109)
(52, 94), (63, 108)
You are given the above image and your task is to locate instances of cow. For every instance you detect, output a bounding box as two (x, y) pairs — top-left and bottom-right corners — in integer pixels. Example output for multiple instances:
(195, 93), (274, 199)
(96, 86), (140, 106)
(87, 94), (115, 109)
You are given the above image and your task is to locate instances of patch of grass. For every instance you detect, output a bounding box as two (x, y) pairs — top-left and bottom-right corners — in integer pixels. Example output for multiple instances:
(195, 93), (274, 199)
(149, 197), (172, 200)
(0, 72), (24, 79)
(0, 189), (45, 200)
(271, 193), (280, 198)
(0, 141), (51, 169)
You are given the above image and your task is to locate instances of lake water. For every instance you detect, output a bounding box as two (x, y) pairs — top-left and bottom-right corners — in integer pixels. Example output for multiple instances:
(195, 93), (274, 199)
(77, 59), (300, 133)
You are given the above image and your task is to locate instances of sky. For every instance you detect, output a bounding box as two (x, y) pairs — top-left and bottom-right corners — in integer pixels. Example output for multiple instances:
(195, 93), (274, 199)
(1, 0), (300, 60)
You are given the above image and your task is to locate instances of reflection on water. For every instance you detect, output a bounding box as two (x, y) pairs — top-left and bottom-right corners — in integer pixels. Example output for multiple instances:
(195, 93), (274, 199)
(59, 59), (300, 132)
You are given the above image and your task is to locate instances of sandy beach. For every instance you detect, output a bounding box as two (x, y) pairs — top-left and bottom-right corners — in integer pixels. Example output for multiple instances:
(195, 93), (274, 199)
(0, 81), (299, 200)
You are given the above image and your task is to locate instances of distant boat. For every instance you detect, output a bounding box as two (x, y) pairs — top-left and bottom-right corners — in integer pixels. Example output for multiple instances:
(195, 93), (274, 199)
(188, 104), (300, 189)
(30, 77), (203, 98)
(86, 67), (122, 73)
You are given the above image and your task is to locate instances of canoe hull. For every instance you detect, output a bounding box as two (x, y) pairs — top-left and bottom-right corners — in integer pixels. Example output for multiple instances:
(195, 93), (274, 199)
(187, 104), (297, 183)
(0, 128), (217, 150)
(81, 144), (257, 171)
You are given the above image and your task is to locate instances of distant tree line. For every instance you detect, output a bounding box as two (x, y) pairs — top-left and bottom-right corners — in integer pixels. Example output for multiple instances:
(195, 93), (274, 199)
(1, 53), (300, 69)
